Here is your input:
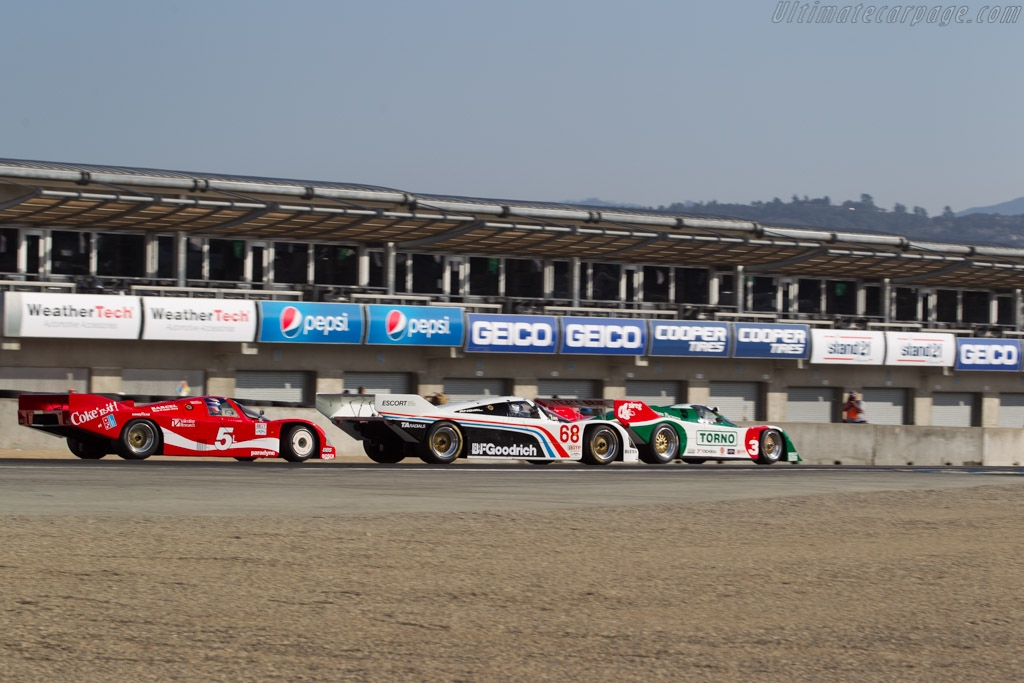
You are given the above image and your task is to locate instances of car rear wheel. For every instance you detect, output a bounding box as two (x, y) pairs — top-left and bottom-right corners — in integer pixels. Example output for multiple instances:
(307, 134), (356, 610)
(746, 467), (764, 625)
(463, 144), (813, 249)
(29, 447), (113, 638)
(116, 420), (159, 460)
(682, 458), (707, 465)
(755, 429), (783, 465)
(67, 436), (107, 460)
(640, 423), (678, 465)
(525, 459), (554, 466)
(420, 421), (463, 464)
(234, 457), (257, 462)
(363, 437), (406, 464)
(582, 425), (619, 466)
(281, 425), (318, 462)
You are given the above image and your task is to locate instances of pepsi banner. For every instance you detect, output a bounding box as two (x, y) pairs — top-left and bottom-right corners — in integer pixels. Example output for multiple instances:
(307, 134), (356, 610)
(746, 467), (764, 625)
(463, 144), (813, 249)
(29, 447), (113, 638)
(733, 323), (810, 359)
(955, 338), (1021, 372)
(559, 317), (647, 355)
(884, 331), (955, 367)
(365, 305), (465, 346)
(810, 329), (884, 365)
(648, 321), (729, 357)
(465, 314), (558, 353)
(258, 302), (363, 344)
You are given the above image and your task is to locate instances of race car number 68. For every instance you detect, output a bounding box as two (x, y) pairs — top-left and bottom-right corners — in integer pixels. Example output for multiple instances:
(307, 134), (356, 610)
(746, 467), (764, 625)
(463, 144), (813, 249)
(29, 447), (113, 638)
(215, 427), (234, 450)
(559, 425), (580, 443)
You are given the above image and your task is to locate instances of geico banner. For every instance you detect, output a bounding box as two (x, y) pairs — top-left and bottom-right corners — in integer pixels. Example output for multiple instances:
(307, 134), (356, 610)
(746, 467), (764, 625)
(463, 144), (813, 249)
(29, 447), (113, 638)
(365, 305), (465, 346)
(258, 301), (363, 344)
(810, 329), (885, 365)
(955, 338), (1022, 371)
(465, 314), (557, 353)
(732, 323), (810, 359)
(142, 297), (257, 342)
(3, 291), (141, 339)
(648, 321), (729, 357)
(884, 331), (955, 367)
(559, 317), (647, 355)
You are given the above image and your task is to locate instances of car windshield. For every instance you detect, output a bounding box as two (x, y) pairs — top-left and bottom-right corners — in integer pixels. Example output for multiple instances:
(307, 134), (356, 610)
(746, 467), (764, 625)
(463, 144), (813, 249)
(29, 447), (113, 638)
(235, 402), (265, 421)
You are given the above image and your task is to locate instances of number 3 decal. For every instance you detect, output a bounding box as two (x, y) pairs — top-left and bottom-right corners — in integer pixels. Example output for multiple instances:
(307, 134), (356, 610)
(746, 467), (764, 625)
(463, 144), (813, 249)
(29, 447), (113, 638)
(559, 425), (581, 443)
(747, 437), (759, 456)
(215, 426), (234, 450)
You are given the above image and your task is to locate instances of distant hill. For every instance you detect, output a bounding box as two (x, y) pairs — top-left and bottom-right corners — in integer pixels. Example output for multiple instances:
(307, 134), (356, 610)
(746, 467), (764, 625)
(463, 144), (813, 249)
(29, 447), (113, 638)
(568, 197), (662, 210)
(958, 196), (1024, 217)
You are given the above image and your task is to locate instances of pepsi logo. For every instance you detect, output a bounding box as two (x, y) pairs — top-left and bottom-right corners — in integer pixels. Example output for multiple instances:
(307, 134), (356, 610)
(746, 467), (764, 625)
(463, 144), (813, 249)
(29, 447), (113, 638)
(386, 309), (407, 341)
(280, 306), (303, 338)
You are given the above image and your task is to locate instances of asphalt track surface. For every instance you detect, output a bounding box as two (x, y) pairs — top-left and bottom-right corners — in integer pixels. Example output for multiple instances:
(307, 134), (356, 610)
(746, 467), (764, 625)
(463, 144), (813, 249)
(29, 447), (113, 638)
(2, 458), (1022, 516)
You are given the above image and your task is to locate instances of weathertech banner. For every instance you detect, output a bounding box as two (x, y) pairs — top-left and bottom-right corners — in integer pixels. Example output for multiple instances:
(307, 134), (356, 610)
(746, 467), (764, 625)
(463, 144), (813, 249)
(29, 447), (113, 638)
(258, 301), (363, 344)
(142, 297), (257, 342)
(810, 329), (885, 365)
(3, 291), (142, 339)
(364, 305), (465, 346)
(884, 331), (955, 367)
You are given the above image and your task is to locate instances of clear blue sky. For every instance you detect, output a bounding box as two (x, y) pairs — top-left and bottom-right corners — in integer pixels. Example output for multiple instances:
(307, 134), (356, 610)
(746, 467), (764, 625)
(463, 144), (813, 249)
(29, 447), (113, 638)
(2, 0), (1020, 214)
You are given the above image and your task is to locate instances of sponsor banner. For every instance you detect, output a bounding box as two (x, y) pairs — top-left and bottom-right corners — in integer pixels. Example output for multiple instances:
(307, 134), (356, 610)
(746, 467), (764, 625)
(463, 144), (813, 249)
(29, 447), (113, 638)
(258, 301), (363, 344)
(884, 331), (955, 367)
(955, 338), (1022, 372)
(142, 297), (257, 342)
(559, 317), (647, 355)
(365, 305), (465, 346)
(733, 323), (810, 359)
(465, 313), (557, 354)
(810, 329), (885, 365)
(3, 292), (142, 339)
(649, 321), (729, 357)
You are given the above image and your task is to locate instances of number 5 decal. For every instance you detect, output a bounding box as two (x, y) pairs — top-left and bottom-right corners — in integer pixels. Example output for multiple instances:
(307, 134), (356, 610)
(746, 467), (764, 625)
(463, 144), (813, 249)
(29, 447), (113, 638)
(215, 426), (234, 450)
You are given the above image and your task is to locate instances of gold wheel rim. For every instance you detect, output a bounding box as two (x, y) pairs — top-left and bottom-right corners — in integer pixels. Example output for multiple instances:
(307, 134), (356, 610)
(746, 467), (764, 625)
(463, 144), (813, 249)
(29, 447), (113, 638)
(654, 430), (670, 455)
(764, 432), (779, 457)
(594, 435), (610, 456)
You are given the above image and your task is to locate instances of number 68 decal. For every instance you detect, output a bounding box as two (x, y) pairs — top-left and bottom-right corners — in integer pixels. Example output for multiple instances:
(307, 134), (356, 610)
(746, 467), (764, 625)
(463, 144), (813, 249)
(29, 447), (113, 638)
(559, 425), (580, 443)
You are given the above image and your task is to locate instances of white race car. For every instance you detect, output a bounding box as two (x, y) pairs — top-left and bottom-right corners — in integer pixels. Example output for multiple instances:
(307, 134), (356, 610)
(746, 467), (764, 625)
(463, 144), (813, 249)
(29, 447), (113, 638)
(315, 393), (638, 465)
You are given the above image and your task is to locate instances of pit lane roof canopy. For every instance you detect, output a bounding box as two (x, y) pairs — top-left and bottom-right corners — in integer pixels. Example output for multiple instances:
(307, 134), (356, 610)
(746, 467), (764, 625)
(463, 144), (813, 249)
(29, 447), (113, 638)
(1, 157), (1022, 288)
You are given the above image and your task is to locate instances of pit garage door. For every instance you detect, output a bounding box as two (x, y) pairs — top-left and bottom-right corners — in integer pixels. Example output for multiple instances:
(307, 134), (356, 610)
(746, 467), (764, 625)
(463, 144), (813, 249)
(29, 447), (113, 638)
(786, 387), (836, 423)
(709, 381), (760, 422)
(932, 392), (975, 427)
(862, 388), (907, 425)
(121, 369), (205, 399)
(625, 380), (680, 405)
(235, 371), (310, 405)
(444, 378), (508, 401)
(344, 372), (412, 395)
(536, 379), (598, 399)
(0, 366), (88, 394)
(998, 393), (1024, 428)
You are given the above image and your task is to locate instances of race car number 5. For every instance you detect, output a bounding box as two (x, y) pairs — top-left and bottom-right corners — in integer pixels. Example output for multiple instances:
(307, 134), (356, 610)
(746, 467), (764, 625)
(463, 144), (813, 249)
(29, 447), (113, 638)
(559, 425), (580, 443)
(215, 427), (234, 450)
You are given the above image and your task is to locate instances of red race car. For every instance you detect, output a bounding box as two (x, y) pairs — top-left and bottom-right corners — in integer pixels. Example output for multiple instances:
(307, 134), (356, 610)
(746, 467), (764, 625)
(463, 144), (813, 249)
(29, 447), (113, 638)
(18, 393), (335, 462)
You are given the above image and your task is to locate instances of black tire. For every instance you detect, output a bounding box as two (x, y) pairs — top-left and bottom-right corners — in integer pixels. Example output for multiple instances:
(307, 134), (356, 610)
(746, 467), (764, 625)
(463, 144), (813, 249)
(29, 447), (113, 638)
(755, 429), (784, 466)
(116, 420), (160, 460)
(420, 421), (463, 464)
(67, 436), (107, 460)
(362, 437), (406, 464)
(281, 424), (318, 462)
(681, 458), (707, 465)
(639, 423), (678, 465)
(524, 459), (554, 466)
(582, 425), (619, 466)
(234, 457), (257, 462)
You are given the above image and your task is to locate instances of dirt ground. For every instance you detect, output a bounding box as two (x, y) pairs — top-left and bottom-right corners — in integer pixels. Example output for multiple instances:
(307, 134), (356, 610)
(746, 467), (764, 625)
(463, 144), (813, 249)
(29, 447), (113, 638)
(2, 484), (1023, 681)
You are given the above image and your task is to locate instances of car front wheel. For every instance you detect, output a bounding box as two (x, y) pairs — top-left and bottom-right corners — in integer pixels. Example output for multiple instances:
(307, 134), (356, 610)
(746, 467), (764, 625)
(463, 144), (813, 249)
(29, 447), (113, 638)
(281, 425), (318, 462)
(420, 422), (463, 464)
(755, 429), (783, 465)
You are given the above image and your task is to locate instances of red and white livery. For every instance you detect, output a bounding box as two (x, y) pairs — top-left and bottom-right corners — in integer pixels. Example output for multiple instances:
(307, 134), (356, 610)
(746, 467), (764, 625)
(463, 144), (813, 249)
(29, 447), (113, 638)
(18, 393), (335, 462)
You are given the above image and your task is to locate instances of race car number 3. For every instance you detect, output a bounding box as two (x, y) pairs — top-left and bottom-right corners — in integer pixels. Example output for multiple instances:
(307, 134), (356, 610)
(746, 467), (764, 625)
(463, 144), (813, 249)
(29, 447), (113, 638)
(559, 425), (580, 443)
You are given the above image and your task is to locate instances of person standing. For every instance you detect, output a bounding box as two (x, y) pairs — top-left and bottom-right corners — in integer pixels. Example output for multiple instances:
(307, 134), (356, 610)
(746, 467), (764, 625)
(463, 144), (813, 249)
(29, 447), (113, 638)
(842, 391), (867, 423)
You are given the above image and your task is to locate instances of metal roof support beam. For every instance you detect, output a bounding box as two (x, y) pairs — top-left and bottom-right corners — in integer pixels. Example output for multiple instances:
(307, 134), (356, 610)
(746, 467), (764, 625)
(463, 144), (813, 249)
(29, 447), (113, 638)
(744, 248), (830, 272)
(891, 261), (973, 284)
(395, 220), (486, 249)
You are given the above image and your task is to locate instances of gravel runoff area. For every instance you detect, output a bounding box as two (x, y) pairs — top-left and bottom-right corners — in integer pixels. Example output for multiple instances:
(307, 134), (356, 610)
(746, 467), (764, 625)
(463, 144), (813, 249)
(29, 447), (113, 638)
(2, 481), (1023, 681)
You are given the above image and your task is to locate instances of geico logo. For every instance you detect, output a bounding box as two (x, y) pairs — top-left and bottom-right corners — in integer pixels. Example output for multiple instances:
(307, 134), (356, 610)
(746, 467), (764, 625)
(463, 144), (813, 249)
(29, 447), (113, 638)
(738, 328), (806, 344)
(654, 325), (726, 341)
(408, 317), (451, 337)
(470, 442), (539, 456)
(565, 324), (643, 348)
(900, 342), (943, 358)
(471, 321), (554, 346)
(304, 314), (349, 334)
(961, 344), (1019, 365)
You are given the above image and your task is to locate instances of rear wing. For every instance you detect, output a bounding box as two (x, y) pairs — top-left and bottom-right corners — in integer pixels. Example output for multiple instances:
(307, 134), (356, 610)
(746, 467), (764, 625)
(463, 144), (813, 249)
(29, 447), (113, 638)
(610, 400), (663, 426)
(18, 393), (134, 431)
(315, 393), (439, 423)
(535, 398), (613, 421)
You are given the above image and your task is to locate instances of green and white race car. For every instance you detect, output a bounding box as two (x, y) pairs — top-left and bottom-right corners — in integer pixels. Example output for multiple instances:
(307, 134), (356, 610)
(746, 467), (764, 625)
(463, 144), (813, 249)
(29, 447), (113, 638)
(609, 400), (800, 465)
